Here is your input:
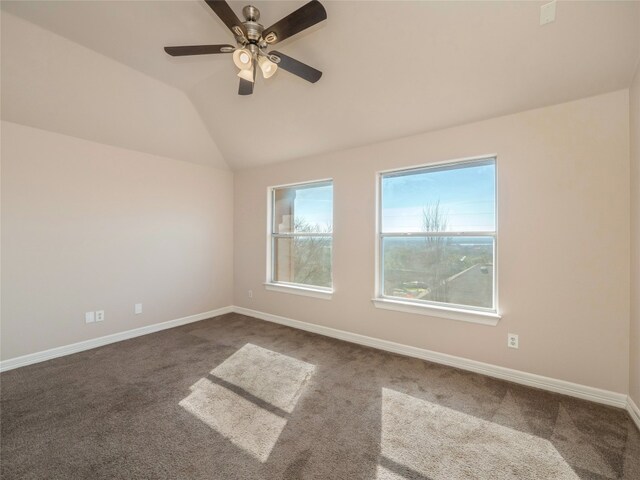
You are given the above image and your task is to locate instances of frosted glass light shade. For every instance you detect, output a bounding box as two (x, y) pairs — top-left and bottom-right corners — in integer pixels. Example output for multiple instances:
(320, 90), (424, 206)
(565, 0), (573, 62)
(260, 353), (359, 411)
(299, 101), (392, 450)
(258, 56), (278, 79)
(237, 66), (255, 83)
(233, 49), (253, 70)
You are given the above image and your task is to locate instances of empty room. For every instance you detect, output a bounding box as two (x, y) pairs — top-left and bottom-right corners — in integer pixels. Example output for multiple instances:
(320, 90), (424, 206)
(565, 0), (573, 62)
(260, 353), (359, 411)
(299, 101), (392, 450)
(1, 1), (639, 479)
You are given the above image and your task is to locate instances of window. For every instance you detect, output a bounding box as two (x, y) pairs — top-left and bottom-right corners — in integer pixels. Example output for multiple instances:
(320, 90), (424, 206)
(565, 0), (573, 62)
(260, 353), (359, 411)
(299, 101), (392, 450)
(267, 180), (333, 295)
(376, 158), (497, 319)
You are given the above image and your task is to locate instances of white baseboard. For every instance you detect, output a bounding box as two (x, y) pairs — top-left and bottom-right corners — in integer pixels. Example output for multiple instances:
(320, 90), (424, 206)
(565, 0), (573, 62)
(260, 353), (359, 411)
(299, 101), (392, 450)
(1, 305), (632, 415)
(233, 306), (628, 409)
(628, 396), (640, 430)
(0, 306), (234, 372)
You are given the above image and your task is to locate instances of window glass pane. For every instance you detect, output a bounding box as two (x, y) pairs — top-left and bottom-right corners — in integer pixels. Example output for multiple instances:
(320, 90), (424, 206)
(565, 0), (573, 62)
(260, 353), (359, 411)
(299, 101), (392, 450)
(273, 182), (333, 234)
(273, 236), (332, 288)
(381, 160), (495, 233)
(382, 236), (494, 309)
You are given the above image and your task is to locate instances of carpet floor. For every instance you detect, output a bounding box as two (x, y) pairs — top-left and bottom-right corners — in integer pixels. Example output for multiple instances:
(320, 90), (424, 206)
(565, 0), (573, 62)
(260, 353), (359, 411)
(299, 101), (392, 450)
(1, 312), (638, 479)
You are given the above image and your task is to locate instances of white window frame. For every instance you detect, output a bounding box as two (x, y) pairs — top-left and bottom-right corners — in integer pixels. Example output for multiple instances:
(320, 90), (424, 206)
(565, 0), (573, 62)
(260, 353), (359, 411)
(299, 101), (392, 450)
(265, 179), (334, 300)
(373, 156), (501, 325)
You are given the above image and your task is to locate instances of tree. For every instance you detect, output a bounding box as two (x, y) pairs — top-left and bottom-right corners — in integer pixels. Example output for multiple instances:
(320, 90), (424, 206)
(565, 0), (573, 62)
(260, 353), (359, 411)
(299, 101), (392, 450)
(291, 218), (332, 287)
(422, 200), (448, 233)
(422, 201), (450, 302)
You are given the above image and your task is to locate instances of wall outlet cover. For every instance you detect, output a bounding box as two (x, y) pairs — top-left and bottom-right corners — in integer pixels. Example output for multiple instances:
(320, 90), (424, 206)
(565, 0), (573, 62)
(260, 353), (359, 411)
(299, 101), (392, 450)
(95, 310), (105, 322)
(508, 333), (519, 349)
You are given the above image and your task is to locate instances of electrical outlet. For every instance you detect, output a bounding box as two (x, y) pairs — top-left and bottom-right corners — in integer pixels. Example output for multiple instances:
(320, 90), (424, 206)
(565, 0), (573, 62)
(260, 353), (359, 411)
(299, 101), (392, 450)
(95, 310), (105, 322)
(540, 1), (556, 26)
(508, 333), (519, 349)
(248, 290), (253, 299)
(135, 303), (142, 314)
(85, 312), (95, 324)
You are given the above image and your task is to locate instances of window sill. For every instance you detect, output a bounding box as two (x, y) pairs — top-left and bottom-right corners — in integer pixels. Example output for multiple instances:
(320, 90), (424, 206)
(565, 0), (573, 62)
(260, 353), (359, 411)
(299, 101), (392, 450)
(264, 283), (333, 300)
(371, 298), (501, 326)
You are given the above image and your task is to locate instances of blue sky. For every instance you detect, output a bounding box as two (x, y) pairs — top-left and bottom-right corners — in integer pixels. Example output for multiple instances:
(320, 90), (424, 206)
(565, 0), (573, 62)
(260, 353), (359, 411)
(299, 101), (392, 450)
(292, 183), (333, 230)
(290, 160), (495, 233)
(382, 161), (495, 232)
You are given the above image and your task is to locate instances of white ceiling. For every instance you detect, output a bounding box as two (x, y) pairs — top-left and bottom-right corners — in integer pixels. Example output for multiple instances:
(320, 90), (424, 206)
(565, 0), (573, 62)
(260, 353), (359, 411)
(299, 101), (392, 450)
(3, 1), (640, 169)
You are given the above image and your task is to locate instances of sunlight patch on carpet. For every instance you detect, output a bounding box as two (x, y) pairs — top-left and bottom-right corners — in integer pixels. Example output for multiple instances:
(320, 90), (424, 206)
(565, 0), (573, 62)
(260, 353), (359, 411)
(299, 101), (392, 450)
(180, 377), (286, 462)
(179, 343), (315, 463)
(379, 388), (581, 480)
(376, 465), (411, 480)
(211, 343), (315, 413)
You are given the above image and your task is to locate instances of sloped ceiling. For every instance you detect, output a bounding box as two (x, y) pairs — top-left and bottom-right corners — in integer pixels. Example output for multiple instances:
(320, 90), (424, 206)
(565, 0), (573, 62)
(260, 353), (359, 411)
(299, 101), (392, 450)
(1, 12), (227, 169)
(2, 1), (640, 169)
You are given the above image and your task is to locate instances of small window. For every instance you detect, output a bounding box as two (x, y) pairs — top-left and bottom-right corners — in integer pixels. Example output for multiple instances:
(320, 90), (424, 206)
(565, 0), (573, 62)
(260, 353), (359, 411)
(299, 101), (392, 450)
(268, 180), (333, 292)
(378, 158), (497, 313)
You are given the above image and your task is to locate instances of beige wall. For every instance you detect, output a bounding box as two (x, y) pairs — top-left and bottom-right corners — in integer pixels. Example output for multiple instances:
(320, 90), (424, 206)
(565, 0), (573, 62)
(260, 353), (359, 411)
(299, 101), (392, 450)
(234, 90), (630, 394)
(631, 63), (640, 405)
(1, 121), (234, 360)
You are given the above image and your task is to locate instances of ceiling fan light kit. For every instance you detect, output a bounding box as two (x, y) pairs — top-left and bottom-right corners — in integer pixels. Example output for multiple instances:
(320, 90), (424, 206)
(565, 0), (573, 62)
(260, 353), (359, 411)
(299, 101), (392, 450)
(232, 48), (253, 70)
(257, 55), (278, 78)
(237, 67), (255, 83)
(164, 0), (327, 96)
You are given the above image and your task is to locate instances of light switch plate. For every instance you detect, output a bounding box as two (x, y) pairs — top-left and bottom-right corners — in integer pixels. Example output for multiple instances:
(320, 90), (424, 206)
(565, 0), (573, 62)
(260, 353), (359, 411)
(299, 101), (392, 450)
(540, 1), (556, 26)
(135, 303), (142, 314)
(85, 312), (95, 324)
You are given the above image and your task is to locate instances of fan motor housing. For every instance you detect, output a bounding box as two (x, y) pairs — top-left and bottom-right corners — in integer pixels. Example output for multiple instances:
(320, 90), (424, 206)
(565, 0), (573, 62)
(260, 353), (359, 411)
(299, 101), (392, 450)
(242, 5), (265, 43)
(243, 20), (264, 43)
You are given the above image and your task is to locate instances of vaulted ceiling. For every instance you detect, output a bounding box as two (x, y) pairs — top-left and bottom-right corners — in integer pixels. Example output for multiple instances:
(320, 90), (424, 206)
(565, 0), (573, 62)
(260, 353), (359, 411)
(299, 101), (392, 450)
(2, 1), (639, 169)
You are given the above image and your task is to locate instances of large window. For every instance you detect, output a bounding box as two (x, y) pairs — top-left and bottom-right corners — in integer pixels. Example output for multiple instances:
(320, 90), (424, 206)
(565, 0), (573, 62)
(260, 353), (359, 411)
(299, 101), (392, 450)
(377, 158), (497, 316)
(268, 180), (333, 293)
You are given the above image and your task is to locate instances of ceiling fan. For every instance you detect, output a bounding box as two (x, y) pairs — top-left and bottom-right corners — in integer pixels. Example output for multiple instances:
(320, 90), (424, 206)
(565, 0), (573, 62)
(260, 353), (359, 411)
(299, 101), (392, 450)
(164, 0), (327, 95)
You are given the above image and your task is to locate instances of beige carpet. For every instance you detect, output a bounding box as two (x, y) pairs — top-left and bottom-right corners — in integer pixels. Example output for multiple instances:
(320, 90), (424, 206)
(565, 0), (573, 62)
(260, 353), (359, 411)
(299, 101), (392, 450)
(1, 312), (638, 479)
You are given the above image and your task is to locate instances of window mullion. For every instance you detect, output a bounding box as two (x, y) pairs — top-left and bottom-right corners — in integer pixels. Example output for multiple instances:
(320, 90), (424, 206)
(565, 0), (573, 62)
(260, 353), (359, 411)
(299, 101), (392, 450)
(272, 233), (333, 237)
(380, 232), (495, 237)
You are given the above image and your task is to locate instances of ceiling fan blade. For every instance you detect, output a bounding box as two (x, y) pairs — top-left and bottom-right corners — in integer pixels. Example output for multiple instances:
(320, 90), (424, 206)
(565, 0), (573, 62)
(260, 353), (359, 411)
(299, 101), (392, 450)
(164, 45), (234, 56)
(238, 78), (253, 95)
(270, 51), (322, 83)
(205, 0), (248, 39)
(238, 62), (257, 96)
(262, 0), (327, 45)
